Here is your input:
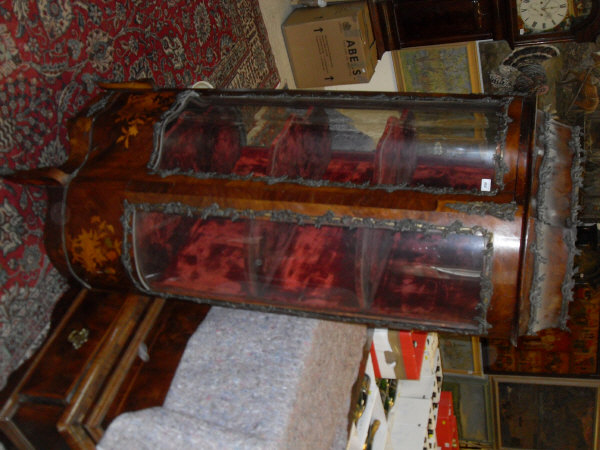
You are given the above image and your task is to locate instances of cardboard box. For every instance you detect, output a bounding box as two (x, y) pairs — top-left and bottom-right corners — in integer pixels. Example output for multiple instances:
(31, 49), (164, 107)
(282, 2), (377, 88)
(370, 329), (431, 380)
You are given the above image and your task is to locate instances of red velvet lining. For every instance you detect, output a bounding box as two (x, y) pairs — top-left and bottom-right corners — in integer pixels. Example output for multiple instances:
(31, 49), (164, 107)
(157, 219), (250, 296)
(373, 114), (416, 184)
(134, 211), (485, 327)
(161, 107), (243, 174)
(412, 165), (496, 191)
(323, 153), (374, 184)
(158, 106), (496, 194)
(268, 108), (332, 178)
(233, 147), (270, 176)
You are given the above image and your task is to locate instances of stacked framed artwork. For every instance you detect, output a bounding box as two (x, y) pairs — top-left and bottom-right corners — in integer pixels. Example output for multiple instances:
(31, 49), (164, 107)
(439, 335), (484, 376)
(483, 286), (600, 377)
(492, 376), (599, 450)
(442, 374), (495, 448)
(392, 41), (483, 94)
(405, 40), (600, 448)
(440, 289), (600, 449)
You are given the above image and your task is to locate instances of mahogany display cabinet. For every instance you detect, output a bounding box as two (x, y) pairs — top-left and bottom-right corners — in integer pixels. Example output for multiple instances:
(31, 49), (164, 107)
(7, 87), (582, 340)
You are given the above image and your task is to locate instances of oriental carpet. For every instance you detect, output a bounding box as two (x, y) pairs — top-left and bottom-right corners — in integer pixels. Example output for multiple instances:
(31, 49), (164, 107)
(0, 0), (279, 389)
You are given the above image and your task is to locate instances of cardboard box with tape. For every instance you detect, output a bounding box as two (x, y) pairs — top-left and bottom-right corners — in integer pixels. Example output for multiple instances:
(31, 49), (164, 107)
(282, 2), (377, 88)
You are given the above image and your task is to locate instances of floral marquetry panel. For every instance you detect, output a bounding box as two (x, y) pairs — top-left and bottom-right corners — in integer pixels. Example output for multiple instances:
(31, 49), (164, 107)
(67, 216), (122, 283)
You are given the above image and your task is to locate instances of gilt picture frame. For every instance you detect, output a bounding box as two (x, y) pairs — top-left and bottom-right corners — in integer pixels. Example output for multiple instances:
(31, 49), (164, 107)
(392, 41), (483, 94)
(442, 374), (495, 448)
(493, 375), (600, 450)
(439, 335), (484, 376)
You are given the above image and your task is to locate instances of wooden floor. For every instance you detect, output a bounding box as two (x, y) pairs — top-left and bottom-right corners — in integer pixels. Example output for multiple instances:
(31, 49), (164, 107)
(0, 287), (210, 449)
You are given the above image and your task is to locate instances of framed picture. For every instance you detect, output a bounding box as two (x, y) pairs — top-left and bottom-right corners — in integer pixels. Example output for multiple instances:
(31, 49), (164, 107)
(484, 286), (600, 377)
(585, 112), (600, 157)
(442, 374), (495, 448)
(392, 41), (482, 94)
(493, 376), (600, 449)
(439, 335), (483, 375)
(582, 112), (600, 220)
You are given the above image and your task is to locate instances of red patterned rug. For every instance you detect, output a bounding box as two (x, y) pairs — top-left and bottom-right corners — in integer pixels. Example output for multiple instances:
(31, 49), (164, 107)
(0, 0), (279, 389)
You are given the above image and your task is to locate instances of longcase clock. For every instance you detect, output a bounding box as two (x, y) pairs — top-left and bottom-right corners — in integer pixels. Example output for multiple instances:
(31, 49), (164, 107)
(367, 0), (600, 52)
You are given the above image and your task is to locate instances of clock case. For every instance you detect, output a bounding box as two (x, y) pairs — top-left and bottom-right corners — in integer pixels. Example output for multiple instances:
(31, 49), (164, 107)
(366, 0), (600, 52)
(501, 0), (600, 46)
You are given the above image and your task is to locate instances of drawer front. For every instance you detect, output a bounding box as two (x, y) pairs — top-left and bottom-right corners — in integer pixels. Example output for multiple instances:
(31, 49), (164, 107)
(10, 402), (68, 450)
(102, 299), (210, 427)
(19, 290), (123, 401)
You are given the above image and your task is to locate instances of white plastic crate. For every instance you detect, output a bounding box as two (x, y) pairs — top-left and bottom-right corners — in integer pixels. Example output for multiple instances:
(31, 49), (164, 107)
(385, 397), (433, 450)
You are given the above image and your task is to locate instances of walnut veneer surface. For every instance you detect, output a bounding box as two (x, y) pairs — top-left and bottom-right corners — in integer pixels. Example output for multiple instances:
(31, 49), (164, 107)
(5, 88), (581, 339)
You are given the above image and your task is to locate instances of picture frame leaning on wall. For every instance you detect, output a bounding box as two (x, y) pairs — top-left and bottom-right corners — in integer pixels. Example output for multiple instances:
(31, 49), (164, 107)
(492, 375), (600, 450)
(392, 41), (483, 94)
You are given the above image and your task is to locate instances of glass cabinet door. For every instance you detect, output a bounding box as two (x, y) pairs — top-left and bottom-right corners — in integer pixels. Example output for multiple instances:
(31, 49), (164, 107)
(129, 204), (492, 332)
(151, 91), (509, 194)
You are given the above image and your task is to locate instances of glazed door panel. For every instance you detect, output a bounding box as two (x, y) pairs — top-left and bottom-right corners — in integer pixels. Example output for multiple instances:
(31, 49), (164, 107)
(129, 205), (492, 333)
(153, 91), (507, 195)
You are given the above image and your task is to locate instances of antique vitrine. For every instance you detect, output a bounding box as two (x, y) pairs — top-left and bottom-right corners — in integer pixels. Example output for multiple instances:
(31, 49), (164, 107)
(8, 87), (582, 339)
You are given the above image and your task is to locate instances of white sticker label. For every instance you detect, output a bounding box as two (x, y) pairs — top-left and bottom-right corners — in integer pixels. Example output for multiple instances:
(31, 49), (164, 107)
(481, 179), (492, 191)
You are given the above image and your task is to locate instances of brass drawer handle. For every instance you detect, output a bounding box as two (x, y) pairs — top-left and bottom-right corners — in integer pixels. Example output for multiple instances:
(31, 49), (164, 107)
(472, 0), (487, 29)
(353, 373), (371, 424)
(68, 328), (89, 350)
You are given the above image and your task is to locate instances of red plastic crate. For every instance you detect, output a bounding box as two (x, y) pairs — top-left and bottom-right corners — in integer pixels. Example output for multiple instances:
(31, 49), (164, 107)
(436, 391), (459, 449)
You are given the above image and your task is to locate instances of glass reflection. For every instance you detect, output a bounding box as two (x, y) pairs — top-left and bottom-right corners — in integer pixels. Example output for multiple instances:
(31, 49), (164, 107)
(132, 208), (489, 329)
(155, 96), (503, 193)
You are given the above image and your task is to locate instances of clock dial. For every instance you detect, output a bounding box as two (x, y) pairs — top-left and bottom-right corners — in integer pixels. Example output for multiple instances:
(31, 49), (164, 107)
(518, 0), (569, 32)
